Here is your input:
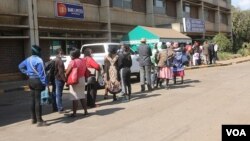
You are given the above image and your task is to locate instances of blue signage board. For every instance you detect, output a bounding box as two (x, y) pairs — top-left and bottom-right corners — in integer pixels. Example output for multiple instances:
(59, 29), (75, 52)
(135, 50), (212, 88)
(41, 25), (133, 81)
(183, 18), (205, 33)
(55, 1), (84, 20)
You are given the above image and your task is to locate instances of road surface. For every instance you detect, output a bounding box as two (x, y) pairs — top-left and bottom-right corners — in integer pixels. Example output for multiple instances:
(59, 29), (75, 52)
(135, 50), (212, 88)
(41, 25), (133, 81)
(1, 61), (250, 141)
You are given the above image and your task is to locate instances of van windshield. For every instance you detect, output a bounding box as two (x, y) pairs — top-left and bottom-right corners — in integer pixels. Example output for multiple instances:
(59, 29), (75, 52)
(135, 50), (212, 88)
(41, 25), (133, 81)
(82, 45), (105, 54)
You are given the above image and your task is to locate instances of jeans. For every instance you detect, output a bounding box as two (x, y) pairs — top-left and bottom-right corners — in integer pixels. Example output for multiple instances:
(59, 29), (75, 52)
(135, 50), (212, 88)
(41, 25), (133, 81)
(55, 79), (65, 111)
(140, 65), (151, 86)
(120, 68), (131, 95)
(28, 78), (45, 122)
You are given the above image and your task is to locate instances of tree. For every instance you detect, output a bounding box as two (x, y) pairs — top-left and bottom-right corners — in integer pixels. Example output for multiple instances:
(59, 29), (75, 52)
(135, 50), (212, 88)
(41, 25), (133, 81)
(232, 7), (250, 53)
(213, 33), (232, 52)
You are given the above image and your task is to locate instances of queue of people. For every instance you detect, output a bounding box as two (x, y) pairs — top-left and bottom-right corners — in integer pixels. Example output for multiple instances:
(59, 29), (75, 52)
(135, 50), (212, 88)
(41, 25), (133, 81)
(185, 41), (219, 66)
(18, 39), (190, 127)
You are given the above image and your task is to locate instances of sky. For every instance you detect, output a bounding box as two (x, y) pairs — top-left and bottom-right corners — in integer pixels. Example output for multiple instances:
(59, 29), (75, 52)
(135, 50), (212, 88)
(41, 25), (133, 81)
(232, 0), (250, 10)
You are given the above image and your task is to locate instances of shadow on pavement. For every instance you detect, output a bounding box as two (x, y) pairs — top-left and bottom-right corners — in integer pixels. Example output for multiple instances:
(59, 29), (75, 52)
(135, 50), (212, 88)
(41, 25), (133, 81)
(46, 107), (125, 126)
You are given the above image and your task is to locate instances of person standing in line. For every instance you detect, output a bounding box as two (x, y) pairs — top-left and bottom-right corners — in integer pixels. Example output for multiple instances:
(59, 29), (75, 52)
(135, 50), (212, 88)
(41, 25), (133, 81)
(213, 43), (218, 64)
(118, 44), (132, 100)
(53, 48), (66, 113)
(151, 43), (160, 89)
(173, 42), (185, 84)
(203, 41), (209, 65)
(104, 46), (120, 101)
(18, 45), (48, 127)
(157, 42), (174, 89)
(138, 38), (153, 92)
(185, 42), (193, 67)
(65, 48), (88, 117)
(83, 48), (101, 108)
(208, 42), (214, 64)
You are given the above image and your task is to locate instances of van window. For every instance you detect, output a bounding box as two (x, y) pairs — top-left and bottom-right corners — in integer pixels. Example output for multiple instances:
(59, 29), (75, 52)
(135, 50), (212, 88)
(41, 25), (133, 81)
(108, 45), (120, 53)
(82, 45), (105, 54)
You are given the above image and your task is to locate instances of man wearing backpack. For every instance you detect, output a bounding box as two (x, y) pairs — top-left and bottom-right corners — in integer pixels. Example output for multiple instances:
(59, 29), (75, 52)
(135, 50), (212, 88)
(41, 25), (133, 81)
(53, 48), (66, 113)
(138, 38), (153, 92)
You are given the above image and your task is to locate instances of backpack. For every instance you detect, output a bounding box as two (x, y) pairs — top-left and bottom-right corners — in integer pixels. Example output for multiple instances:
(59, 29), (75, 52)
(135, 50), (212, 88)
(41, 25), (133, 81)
(45, 59), (55, 83)
(106, 55), (121, 94)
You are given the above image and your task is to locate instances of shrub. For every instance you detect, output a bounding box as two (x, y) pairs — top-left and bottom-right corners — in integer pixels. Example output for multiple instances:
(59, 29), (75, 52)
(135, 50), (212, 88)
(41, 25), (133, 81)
(213, 33), (232, 52)
(237, 43), (250, 56)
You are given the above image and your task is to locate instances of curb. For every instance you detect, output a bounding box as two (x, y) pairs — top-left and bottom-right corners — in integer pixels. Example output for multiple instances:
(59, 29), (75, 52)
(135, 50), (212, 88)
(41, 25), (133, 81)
(235, 59), (250, 64)
(185, 63), (232, 70)
(0, 86), (29, 94)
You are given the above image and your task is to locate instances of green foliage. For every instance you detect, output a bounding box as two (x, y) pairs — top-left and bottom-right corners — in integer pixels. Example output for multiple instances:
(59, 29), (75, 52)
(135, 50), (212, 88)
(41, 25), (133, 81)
(237, 42), (250, 56)
(232, 7), (250, 52)
(213, 33), (232, 52)
(218, 52), (242, 60)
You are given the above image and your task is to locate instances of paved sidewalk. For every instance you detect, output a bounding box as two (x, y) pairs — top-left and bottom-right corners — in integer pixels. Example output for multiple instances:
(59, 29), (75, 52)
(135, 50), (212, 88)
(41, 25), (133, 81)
(1, 55), (250, 93)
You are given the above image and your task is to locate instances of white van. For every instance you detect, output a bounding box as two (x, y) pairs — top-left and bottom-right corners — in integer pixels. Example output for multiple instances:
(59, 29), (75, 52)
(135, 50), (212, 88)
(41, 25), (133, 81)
(80, 43), (140, 78)
(54, 43), (140, 78)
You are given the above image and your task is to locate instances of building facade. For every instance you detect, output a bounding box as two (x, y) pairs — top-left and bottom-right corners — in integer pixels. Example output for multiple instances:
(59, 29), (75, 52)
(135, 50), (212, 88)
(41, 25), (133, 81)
(0, 0), (231, 81)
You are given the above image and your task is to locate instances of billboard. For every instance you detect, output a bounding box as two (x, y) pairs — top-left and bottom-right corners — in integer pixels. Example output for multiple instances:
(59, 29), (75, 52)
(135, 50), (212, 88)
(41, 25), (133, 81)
(55, 1), (84, 20)
(183, 18), (205, 33)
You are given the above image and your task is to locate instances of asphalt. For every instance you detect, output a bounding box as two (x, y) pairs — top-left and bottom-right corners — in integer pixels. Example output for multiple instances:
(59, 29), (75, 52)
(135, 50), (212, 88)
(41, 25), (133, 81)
(1, 55), (250, 94)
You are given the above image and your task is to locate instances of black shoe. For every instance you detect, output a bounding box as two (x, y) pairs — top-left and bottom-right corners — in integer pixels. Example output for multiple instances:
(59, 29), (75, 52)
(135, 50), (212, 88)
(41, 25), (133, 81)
(32, 119), (37, 124)
(37, 121), (48, 127)
(141, 85), (145, 92)
(147, 85), (153, 91)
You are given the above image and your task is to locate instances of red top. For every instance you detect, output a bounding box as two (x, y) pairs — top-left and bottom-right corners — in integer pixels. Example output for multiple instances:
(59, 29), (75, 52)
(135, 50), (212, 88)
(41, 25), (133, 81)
(69, 58), (86, 78)
(82, 56), (100, 71)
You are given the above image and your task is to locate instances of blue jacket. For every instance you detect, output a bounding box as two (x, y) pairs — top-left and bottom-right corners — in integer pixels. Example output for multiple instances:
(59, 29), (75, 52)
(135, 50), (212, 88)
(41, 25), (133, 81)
(18, 55), (48, 86)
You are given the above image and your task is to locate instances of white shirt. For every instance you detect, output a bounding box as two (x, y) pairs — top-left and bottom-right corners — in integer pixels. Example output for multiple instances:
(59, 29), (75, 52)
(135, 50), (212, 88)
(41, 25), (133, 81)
(214, 44), (218, 52)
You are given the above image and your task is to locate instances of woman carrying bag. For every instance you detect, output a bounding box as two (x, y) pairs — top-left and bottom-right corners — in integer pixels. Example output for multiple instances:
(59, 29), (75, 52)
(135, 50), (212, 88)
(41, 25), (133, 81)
(83, 48), (101, 108)
(66, 48), (88, 117)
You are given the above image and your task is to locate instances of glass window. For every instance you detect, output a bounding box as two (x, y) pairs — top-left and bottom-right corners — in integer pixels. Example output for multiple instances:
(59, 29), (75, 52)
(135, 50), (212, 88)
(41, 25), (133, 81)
(108, 45), (120, 53)
(153, 0), (166, 14)
(154, 0), (165, 8)
(183, 3), (190, 18)
(221, 13), (228, 25)
(81, 45), (105, 54)
(112, 0), (132, 9)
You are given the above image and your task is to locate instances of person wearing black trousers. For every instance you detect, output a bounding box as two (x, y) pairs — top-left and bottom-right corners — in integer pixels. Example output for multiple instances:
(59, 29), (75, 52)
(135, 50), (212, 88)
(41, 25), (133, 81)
(18, 45), (48, 127)
(208, 43), (215, 64)
(118, 44), (132, 100)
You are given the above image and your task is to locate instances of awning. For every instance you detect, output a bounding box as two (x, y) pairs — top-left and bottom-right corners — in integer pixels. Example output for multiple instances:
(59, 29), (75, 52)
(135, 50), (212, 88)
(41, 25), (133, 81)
(121, 26), (192, 51)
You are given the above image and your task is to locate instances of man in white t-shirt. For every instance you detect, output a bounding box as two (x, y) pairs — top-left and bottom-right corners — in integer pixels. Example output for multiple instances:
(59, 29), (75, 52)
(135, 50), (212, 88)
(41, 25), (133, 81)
(214, 43), (218, 63)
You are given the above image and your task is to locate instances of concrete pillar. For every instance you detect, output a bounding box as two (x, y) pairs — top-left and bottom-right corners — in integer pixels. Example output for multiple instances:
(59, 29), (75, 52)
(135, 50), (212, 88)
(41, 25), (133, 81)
(146, 0), (154, 26)
(215, 7), (220, 33)
(27, 0), (35, 57)
(32, 0), (39, 45)
(176, 0), (183, 22)
(26, 0), (40, 57)
(100, 0), (111, 42)
(200, 2), (205, 39)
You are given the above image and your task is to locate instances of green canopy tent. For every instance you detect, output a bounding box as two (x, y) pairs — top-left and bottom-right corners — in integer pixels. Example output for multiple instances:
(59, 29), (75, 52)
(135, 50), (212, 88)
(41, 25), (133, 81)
(121, 26), (192, 51)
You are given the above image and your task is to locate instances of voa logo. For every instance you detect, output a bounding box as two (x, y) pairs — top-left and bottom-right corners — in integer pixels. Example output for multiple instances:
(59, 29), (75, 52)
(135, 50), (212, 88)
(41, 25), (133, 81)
(226, 129), (246, 136)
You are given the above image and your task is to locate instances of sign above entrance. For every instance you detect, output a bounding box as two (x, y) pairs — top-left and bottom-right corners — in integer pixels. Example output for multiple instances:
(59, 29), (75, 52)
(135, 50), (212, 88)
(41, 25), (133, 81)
(183, 18), (205, 33)
(55, 1), (84, 20)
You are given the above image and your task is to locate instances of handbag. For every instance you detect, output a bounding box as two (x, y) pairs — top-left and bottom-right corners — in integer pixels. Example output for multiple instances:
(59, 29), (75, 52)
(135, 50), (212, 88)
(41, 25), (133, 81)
(41, 87), (51, 105)
(67, 67), (78, 85)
